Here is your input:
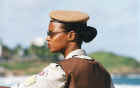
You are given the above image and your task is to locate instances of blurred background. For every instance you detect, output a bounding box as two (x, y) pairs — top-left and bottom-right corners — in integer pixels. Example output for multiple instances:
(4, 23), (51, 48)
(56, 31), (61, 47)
(0, 0), (140, 88)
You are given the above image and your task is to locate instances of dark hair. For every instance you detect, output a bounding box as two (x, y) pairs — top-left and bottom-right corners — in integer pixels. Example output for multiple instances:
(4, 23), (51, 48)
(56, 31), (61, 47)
(50, 19), (97, 45)
(62, 22), (97, 43)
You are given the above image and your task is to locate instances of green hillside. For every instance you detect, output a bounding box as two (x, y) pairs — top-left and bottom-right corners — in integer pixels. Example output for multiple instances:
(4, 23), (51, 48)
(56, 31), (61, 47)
(89, 51), (140, 74)
(0, 51), (140, 75)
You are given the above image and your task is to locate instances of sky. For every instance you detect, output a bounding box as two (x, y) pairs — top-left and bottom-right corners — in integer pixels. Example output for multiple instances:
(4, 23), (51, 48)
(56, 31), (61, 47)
(0, 0), (139, 61)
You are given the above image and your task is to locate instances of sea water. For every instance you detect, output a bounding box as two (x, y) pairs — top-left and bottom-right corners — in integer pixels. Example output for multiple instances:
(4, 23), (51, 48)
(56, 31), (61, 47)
(0, 75), (140, 88)
(112, 75), (140, 88)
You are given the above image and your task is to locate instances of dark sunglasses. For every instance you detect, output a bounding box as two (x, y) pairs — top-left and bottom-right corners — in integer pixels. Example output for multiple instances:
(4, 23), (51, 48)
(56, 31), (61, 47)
(47, 31), (67, 38)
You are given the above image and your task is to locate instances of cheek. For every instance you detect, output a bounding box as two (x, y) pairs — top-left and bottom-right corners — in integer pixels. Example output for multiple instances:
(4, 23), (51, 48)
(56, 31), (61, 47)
(50, 35), (67, 51)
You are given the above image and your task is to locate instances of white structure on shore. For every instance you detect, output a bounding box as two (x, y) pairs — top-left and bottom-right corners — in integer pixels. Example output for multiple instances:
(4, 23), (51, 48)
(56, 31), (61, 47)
(0, 44), (2, 57)
(0, 38), (2, 57)
(31, 37), (45, 47)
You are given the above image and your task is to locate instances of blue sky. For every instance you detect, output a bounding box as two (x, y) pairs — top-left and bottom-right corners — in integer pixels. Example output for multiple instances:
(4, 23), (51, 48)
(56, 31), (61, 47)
(0, 0), (139, 61)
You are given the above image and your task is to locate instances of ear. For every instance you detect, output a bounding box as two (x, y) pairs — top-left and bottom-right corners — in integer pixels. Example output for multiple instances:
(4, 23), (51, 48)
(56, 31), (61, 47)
(67, 30), (76, 41)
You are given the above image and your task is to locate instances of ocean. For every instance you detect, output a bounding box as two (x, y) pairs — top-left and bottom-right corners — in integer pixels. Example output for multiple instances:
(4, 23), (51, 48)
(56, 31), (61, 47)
(0, 75), (140, 88)
(112, 75), (140, 88)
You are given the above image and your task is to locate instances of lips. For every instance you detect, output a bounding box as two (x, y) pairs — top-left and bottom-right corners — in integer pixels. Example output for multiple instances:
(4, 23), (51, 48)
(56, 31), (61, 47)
(47, 43), (51, 48)
(47, 44), (50, 48)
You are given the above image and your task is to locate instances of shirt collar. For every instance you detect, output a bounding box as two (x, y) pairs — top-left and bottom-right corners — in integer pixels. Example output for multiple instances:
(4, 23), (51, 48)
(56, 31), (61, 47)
(65, 49), (92, 60)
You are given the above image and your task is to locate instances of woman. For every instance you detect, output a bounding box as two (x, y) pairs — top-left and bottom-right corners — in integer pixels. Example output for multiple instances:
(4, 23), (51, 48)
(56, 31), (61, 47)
(0, 10), (114, 88)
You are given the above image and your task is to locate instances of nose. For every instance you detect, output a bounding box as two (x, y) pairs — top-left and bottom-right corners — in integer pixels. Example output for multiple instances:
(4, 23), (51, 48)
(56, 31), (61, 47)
(46, 36), (51, 41)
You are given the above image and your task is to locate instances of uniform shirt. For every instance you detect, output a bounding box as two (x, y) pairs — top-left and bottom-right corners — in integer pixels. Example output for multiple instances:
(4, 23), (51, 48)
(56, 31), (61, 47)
(12, 49), (115, 88)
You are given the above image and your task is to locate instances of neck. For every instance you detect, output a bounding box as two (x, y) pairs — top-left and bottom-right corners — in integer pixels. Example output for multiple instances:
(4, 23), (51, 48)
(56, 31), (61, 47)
(62, 42), (81, 58)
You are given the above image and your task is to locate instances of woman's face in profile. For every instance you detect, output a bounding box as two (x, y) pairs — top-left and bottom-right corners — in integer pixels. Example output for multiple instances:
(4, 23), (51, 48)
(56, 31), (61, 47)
(46, 22), (68, 53)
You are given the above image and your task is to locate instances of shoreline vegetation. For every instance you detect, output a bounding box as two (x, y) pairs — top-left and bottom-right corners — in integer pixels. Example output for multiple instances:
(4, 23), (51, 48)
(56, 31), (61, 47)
(89, 51), (140, 75)
(0, 51), (140, 76)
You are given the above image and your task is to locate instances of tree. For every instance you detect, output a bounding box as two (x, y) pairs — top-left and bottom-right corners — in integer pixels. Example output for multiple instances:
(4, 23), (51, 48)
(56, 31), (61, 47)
(12, 44), (23, 55)
(24, 45), (59, 61)
(2, 45), (12, 61)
